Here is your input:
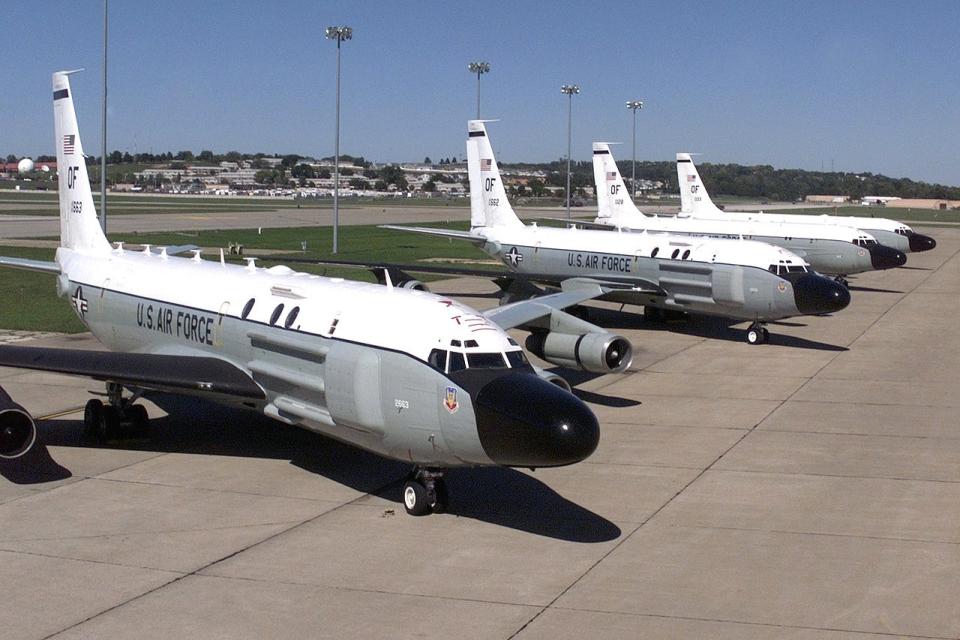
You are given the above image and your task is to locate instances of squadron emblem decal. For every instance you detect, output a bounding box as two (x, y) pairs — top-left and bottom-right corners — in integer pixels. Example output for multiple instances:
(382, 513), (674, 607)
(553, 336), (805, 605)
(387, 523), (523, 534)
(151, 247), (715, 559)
(505, 246), (524, 266)
(778, 282), (787, 292)
(444, 386), (459, 413)
(71, 286), (88, 316)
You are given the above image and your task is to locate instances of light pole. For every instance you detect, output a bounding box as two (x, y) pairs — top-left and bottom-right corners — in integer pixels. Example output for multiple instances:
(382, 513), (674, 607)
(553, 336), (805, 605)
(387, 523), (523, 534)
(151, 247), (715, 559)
(326, 25), (352, 254)
(467, 61), (490, 119)
(100, 0), (108, 233)
(626, 100), (644, 198)
(561, 84), (580, 219)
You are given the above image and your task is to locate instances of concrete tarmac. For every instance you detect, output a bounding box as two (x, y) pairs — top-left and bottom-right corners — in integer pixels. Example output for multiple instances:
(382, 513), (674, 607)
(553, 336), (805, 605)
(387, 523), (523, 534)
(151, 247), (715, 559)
(1, 228), (958, 639)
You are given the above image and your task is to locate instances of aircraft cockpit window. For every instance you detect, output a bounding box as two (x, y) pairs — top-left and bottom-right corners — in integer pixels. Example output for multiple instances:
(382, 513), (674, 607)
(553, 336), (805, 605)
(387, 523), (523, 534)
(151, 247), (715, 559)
(284, 306), (300, 329)
(768, 265), (780, 275)
(507, 338), (518, 346)
(467, 352), (508, 369)
(651, 247), (659, 257)
(786, 265), (806, 273)
(448, 352), (466, 372)
(450, 339), (462, 347)
(671, 249), (680, 259)
(464, 340), (479, 348)
(269, 303), (284, 325)
(682, 249), (691, 260)
(506, 350), (528, 368)
(428, 348), (446, 371)
(241, 298), (255, 320)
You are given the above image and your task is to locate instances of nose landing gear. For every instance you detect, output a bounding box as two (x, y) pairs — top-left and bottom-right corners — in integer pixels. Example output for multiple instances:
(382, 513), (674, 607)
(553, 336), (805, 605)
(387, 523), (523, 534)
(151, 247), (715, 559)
(746, 322), (770, 345)
(402, 467), (448, 516)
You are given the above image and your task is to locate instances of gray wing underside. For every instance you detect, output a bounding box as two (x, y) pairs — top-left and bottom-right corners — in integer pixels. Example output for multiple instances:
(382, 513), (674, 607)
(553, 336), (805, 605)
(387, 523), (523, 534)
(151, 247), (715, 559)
(0, 346), (264, 400)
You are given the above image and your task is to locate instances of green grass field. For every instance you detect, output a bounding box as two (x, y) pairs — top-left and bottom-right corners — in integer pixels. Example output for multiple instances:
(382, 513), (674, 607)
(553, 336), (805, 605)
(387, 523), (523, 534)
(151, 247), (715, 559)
(0, 222), (498, 333)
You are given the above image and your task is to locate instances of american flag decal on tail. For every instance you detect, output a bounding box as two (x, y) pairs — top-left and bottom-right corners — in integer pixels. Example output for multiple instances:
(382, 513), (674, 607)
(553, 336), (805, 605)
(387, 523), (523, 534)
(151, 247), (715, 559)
(687, 174), (696, 182)
(63, 135), (76, 155)
(480, 158), (492, 171)
(606, 171), (617, 181)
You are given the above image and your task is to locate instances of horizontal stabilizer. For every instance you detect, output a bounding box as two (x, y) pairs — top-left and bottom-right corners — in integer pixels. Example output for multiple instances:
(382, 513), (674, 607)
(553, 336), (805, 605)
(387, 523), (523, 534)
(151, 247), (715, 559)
(0, 256), (60, 274)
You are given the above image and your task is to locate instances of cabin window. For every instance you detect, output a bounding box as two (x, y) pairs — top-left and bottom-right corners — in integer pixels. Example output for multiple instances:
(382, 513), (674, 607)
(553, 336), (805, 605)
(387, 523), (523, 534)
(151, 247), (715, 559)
(671, 249), (680, 259)
(651, 247), (659, 257)
(241, 298), (255, 319)
(682, 249), (691, 260)
(506, 350), (529, 368)
(448, 352), (466, 372)
(428, 349), (446, 371)
(284, 306), (300, 329)
(269, 303), (284, 325)
(467, 353), (508, 369)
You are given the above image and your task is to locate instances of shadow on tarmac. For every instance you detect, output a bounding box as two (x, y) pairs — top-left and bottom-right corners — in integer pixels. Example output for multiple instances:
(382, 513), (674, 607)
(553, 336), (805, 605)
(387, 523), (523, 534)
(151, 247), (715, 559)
(2, 395), (620, 543)
(580, 306), (849, 352)
(847, 285), (904, 294)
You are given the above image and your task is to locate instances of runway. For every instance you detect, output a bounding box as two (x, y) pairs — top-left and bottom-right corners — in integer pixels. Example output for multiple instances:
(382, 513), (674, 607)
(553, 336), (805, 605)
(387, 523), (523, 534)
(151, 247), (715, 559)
(1, 227), (958, 639)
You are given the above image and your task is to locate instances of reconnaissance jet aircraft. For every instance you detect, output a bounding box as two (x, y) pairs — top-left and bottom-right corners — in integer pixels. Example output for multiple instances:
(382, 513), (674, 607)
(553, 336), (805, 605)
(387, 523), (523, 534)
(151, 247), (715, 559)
(381, 121), (850, 345)
(676, 153), (936, 254)
(590, 143), (906, 285)
(0, 72), (610, 517)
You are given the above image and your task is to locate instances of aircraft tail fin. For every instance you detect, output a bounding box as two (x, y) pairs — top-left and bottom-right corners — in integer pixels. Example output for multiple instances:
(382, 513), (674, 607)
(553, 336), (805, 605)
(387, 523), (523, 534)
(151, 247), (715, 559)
(53, 71), (111, 254)
(466, 120), (524, 230)
(676, 152), (724, 218)
(592, 143), (645, 225)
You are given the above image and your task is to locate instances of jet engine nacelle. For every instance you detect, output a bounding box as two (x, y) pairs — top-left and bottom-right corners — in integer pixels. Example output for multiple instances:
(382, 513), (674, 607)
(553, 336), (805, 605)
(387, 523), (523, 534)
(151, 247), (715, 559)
(525, 331), (633, 374)
(532, 366), (572, 393)
(397, 279), (428, 291)
(0, 388), (36, 459)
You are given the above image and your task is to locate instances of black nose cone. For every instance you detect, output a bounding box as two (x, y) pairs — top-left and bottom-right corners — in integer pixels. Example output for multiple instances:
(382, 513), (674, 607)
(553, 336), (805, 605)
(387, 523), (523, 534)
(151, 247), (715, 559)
(793, 273), (851, 315)
(908, 233), (936, 252)
(868, 244), (907, 269)
(474, 373), (599, 467)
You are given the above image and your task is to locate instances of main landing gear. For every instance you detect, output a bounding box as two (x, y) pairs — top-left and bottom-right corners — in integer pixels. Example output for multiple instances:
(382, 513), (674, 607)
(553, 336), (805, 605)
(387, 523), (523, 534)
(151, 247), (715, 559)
(834, 275), (849, 288)
(402, 467), (448, 516)
(83, 382), (149, 442)
(746, 322), (770, 345)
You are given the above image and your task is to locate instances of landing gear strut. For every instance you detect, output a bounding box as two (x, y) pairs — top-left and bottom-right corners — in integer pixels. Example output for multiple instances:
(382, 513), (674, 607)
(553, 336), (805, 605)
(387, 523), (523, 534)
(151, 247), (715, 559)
(834, 275), (849, 288)
(746, 322), (770, 345)
(402, 467), (448, 516)
(83, 382), (149, 442)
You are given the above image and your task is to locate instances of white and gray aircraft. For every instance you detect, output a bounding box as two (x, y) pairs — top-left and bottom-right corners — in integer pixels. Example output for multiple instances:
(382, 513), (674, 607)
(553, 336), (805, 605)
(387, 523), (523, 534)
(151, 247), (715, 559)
(0, 72), (613, 517)
(590, 143), (907, 282)
(381, 121), (850, 345)
(676, 153), (936, 254)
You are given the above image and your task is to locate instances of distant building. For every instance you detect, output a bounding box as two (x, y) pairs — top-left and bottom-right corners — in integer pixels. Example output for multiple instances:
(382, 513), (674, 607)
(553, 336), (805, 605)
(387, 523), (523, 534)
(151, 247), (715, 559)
(886, 198), (960, 211)
(806, 195), (849, 204)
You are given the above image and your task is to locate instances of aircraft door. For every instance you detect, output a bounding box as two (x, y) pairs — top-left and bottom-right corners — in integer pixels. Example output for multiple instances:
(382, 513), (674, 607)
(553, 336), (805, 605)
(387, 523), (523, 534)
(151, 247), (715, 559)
(214, 301), (230, 347)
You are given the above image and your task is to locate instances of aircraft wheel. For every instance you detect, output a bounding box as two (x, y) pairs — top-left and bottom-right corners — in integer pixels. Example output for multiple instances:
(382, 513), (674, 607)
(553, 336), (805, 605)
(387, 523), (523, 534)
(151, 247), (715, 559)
(403, 480), (432, 516)
(746, 327), (762, 345)
(643, 306), (664, 323)
(97, 406), (121, 441)
(126, 404), (149, 427)
(430, 478), (449, 514)
(83, 399), (104, 439)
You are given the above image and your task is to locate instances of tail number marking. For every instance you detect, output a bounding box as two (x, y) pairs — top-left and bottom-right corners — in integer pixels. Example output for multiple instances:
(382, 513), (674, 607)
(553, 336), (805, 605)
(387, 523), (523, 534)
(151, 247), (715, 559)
(70, 201), (82, 214)
(66, 165), (81, 189)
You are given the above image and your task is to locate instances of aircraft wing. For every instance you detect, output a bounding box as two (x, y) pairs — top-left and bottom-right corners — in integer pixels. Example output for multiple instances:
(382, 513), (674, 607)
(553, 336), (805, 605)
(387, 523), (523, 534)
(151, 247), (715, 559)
(379, 224), (487, 245)
(482, 286), (606, 330)
(0, 346), (264, 400)
(0, 256), (60, 274)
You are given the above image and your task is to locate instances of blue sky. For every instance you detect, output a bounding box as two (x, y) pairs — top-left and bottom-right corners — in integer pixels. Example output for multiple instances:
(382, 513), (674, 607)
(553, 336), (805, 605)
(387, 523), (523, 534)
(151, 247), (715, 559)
(3, 1), (959, 185)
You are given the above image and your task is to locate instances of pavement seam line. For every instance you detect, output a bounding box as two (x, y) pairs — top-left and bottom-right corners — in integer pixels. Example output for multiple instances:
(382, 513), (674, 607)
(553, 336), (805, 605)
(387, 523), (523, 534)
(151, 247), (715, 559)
(508, 247), (957, 639)
(38, 473), (403, 640)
